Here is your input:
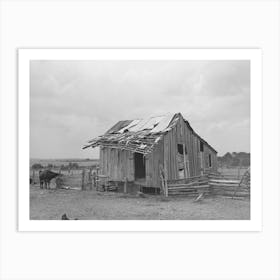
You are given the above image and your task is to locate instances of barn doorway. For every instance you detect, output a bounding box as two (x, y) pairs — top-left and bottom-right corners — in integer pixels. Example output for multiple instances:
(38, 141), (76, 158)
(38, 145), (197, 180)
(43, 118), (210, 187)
(134, 152), (146, 179)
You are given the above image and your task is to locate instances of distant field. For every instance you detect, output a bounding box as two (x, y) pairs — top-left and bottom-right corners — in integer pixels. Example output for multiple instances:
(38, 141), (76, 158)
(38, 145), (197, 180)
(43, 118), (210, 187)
(218, 167), (248, 179)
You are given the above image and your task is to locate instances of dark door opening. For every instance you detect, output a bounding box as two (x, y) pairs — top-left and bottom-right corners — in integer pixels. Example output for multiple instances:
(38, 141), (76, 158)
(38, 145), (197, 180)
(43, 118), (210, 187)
(134, 152), (146, 179)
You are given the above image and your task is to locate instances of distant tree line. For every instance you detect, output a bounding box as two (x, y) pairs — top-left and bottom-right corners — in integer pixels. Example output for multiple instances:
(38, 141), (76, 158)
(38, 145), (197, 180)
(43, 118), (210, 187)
(31, 162), (99, 170)
(217, 152), (250, 167)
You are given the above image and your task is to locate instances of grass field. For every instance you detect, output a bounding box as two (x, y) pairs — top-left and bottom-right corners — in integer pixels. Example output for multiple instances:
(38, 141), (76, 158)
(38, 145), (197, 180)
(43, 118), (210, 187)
(30, 185), (250, 220)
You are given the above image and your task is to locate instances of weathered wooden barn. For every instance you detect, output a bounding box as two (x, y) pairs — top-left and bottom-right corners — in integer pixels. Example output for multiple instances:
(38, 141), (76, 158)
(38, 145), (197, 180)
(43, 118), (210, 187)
(84, 113), (217, 190)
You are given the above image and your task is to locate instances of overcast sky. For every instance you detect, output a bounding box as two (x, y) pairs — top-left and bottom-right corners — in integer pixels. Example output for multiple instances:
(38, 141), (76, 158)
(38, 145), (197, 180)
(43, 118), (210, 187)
(30, 60), (250, 159)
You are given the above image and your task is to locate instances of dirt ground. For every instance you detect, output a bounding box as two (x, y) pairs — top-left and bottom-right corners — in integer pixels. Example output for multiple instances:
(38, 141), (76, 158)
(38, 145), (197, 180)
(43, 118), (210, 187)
(30, 185), (250, 220)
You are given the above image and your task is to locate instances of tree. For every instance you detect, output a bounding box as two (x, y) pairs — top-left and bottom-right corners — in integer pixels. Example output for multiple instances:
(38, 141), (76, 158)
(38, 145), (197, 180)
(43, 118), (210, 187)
(231, 157), (240, 167)
(242, 157), (250, 166)
(32, 163), (43, 169)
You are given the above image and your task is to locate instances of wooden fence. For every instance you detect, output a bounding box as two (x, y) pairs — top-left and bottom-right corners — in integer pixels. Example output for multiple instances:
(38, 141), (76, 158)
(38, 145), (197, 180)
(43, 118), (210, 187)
(31, 166), (250, 198)
(167, 175), (209, 196)
(160, 170), (250, 198)
(30, 167), (99, 190)
(30, 167), (127, 192)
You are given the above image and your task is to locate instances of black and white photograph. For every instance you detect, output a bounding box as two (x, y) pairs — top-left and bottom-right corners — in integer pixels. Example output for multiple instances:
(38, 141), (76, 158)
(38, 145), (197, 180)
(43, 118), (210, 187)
(29, 57), (251, 221)
(2, 1), (279, 280)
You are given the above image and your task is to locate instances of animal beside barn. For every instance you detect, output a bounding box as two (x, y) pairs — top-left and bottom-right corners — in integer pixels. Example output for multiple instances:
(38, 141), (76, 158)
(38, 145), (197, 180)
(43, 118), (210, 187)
(83, 112), (218, 193)
(39, 170), (61, 189)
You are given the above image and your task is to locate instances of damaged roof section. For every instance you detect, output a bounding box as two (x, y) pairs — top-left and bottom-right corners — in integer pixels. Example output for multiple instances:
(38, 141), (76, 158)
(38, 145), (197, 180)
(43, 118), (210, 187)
(83, 113), (217, 154)
(83, 114), (176, 155)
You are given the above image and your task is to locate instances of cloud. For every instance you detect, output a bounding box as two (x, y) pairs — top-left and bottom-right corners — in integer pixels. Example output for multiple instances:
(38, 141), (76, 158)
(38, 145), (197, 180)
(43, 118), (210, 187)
(30, 60), (250, 158)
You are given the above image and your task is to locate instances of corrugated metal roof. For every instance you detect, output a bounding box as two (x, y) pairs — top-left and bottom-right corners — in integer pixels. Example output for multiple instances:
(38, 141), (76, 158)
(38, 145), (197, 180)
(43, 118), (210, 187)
(118, 119), (141, 133)
(84, 113), (217, 154)
(150, 114), (175, 133)
(112, 114), (173, 133)
(105, 120), (133, 134)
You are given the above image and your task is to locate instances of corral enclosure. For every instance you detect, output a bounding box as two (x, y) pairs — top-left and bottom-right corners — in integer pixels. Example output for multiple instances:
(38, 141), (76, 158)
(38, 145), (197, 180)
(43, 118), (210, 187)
(30, 158), (99, 189)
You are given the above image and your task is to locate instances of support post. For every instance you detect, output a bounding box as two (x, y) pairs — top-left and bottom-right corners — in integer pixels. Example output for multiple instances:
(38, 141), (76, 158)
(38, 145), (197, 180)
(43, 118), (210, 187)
(159, 165), (165, 196)
(200, 152), (204, 175)
(183, 143), (188, 181)
(164, 164), (168, 197)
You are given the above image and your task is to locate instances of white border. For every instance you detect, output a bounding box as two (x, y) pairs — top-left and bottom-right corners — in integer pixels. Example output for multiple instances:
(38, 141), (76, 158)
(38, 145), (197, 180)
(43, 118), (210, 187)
(18, 48), (262, 231)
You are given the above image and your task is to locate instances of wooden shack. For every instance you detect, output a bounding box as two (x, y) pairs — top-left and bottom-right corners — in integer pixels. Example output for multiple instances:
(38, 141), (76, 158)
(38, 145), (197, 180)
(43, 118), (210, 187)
(84, 113), (217, 191)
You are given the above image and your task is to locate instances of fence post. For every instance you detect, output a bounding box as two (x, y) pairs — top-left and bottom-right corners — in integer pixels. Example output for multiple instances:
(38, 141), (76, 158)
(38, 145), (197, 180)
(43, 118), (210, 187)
(207, 173), (213, 196)
(93, 171), (96, 189)
(81, 169), (85, 190)
(32, 169), (35, 184)
(89, 167), (93, 190)
(124, 177), (127, 193)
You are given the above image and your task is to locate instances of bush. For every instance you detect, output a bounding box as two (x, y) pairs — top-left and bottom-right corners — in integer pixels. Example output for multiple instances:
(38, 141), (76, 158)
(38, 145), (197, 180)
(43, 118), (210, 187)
(68, 162), (79, 169)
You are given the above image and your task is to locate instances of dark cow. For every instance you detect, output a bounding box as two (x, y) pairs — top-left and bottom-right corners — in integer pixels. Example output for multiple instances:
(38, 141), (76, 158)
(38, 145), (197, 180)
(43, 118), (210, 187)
(39, 170), (60, 189)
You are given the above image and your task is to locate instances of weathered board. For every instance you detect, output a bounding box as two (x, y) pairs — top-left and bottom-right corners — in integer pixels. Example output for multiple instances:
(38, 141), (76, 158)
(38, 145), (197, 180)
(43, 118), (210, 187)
(163, 114), (217, 180)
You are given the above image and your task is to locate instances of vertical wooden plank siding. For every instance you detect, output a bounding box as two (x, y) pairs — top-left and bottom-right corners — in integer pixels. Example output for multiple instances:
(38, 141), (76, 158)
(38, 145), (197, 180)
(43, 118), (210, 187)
(99, 147), (135, 181)
(162, 115), (218, 180)
(99, 114), (217, 186)
(145, 140), (164, 188)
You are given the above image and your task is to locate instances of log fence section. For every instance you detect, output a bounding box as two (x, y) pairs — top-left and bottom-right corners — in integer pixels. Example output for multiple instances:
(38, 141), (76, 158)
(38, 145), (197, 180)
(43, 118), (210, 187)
(160, 170), (250, 198)
(167, 175), (210, 196)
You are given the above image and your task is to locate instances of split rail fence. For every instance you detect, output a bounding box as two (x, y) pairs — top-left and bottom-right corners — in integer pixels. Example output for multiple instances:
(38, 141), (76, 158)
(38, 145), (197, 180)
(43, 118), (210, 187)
(160, 170), (250, 199)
